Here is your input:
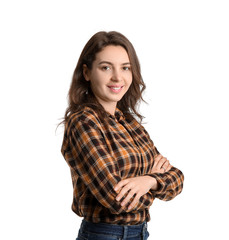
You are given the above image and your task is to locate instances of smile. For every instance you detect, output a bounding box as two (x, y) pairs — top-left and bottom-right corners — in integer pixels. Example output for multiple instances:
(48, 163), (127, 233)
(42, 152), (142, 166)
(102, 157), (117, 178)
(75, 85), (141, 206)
(107, 86), (124, 93)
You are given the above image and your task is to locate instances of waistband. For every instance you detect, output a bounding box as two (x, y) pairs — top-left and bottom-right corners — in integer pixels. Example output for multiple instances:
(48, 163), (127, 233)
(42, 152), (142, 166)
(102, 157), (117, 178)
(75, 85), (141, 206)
(80, 219), (148, 238)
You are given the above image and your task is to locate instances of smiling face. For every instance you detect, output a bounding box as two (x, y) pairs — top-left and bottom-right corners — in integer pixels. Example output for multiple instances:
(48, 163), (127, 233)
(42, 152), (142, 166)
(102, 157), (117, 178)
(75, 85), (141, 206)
(83, 45), (133, 115)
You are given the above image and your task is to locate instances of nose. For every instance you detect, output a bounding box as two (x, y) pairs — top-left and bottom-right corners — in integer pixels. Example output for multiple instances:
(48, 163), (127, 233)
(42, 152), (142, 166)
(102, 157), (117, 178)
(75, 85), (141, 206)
(111, 68), (122, 82)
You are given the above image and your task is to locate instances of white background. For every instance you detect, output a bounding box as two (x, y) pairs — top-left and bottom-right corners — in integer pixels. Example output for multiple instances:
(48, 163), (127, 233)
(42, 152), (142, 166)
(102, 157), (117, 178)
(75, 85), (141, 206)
(0, 0), (228, 239)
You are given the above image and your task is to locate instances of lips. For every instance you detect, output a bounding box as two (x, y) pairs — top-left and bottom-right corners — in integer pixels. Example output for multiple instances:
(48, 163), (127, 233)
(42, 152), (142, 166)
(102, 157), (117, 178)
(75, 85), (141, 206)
(107, 85), (124, 93)
(108, 85), (123, 89)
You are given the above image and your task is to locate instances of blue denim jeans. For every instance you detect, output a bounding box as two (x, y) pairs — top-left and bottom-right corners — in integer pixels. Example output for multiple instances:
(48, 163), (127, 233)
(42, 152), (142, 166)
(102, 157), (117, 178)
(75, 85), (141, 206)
(76, 219), (149, 240)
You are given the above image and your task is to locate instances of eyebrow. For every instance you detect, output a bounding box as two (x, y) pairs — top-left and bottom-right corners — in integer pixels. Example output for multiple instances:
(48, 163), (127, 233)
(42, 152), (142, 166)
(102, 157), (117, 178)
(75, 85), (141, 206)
(98, 61), (131, 66)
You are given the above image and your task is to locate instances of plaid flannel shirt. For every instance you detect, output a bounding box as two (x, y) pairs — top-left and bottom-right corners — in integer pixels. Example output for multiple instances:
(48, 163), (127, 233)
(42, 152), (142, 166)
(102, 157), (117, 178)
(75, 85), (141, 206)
(61, 106), (184, 225)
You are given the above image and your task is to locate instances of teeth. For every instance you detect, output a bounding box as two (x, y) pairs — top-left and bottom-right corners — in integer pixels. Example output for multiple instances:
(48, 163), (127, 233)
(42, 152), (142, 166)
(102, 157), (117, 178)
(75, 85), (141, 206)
(110, 87), (121, 90)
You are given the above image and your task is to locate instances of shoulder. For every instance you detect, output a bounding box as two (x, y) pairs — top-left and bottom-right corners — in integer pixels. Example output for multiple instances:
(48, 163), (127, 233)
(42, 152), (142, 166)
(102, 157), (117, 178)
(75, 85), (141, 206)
(125, 115), (144, 130)
(66, 106), (101, 130)
(62, 107), (102, 148)
(126, 116), (152, 139)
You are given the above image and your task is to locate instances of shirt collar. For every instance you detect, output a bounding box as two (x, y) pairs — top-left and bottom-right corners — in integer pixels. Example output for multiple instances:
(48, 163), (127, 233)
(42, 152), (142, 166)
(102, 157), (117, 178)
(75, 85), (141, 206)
(108, 108), (125, 122)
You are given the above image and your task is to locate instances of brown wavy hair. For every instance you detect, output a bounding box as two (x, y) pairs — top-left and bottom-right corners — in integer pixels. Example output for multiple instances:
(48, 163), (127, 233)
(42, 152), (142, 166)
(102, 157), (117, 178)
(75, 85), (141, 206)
(61, 31), (146, 125)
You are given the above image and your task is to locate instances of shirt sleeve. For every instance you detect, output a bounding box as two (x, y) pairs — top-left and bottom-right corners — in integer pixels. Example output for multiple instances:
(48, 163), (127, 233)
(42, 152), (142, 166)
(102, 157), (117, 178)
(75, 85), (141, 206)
(141, 126), (184, 201)
(148, 167), (184, 201)
(62, 113), (155, 215)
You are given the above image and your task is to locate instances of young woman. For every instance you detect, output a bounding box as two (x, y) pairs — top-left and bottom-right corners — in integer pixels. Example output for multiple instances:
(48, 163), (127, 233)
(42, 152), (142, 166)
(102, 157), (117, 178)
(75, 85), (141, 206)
(61, 31), (184, 240)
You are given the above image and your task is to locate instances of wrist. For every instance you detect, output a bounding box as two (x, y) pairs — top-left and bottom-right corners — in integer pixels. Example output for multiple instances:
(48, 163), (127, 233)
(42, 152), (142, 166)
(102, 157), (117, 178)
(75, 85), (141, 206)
(146, 176), (158, 190)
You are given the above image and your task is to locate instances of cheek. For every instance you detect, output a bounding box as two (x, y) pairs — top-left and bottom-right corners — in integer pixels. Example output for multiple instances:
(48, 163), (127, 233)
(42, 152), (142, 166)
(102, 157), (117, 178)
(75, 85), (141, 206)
(90, 75), (107, 94)
(90, 74), (102, 86)
(127, 75), (133, 87)
(124, 79), (132, 94)
(92, 71), (108, 84)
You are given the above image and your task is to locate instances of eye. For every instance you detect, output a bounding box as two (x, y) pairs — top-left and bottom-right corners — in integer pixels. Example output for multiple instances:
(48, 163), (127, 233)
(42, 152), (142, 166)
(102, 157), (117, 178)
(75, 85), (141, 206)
(123, 66), (131, 71)
(101, 66), (111, 71)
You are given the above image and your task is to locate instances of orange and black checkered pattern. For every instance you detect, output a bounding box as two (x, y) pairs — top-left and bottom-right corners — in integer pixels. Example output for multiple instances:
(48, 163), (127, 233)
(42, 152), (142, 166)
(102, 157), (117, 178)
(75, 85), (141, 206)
(61, 106), (184, 225)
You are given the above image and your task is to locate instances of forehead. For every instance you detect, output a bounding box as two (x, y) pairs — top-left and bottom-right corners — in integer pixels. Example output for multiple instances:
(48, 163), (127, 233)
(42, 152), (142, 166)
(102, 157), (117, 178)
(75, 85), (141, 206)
(95, 45), (130, 63)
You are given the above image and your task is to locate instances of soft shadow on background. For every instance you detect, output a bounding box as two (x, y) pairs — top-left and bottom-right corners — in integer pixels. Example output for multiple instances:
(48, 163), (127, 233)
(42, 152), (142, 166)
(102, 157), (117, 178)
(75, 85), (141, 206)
(0, 1), (228, 239)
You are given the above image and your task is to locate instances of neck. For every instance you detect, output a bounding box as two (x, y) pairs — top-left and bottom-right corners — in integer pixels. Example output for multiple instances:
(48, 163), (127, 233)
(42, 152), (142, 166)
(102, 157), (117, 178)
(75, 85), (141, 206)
(99, 102), (117, 116)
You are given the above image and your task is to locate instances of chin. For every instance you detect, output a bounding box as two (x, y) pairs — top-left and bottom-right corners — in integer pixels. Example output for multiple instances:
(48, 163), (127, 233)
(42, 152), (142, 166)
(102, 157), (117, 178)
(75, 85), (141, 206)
(112, 96), (123, 102)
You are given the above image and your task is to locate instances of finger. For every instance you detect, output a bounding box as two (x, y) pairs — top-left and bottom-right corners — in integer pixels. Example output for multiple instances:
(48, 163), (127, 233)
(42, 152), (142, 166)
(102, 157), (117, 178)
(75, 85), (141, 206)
(114, 179), (129, 192)
(162, 160), (170, 170)
(157, 157), (167, 169)
(153, 155), (163, 168)
(154, 154), (162, 163)
(128, 194), (140, 210)
(120, 189), (136, 207)
(161, 163), (172, 173)
(116, 184), (133, 201)
(165, 164), (172, 172)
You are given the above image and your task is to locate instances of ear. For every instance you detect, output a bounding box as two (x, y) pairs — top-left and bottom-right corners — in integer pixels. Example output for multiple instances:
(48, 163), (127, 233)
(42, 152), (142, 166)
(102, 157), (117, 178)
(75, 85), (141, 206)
(83, 64), (90, 81)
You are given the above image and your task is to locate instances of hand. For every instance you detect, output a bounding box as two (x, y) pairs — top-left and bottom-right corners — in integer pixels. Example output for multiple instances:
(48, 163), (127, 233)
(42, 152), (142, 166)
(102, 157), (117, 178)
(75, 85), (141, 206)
(114, 176), (157, 210)
(151, 154), (172, 174)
